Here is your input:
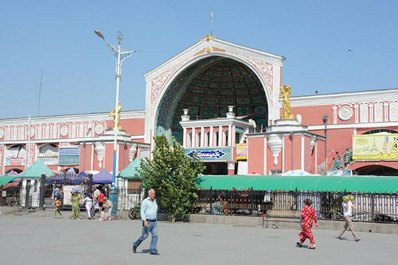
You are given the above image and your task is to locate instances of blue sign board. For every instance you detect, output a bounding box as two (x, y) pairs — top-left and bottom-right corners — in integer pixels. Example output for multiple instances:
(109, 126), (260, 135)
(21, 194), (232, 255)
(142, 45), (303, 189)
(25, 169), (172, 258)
(185, 147), (232, 161)
(59, 147), (80, 165)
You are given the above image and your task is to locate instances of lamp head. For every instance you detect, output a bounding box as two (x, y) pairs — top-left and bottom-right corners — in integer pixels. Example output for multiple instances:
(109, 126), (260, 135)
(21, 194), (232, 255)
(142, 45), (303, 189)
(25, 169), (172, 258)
(322, 114), (328, 124)
(94, 30), (105, 40)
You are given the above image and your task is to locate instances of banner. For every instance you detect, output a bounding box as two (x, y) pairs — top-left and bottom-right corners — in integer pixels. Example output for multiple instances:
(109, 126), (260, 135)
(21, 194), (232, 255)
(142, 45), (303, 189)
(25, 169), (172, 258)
(59, 147), (80, 165)
(352, 134), (398, 160)
(236, 143), (248, 160)
(6, 158), (25, 166)
(185, 147), (232, 161)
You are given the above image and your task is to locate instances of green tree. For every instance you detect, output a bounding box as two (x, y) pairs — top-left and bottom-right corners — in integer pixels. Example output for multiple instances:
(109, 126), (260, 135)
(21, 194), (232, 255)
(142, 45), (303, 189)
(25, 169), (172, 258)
(138, 135), (205, 222)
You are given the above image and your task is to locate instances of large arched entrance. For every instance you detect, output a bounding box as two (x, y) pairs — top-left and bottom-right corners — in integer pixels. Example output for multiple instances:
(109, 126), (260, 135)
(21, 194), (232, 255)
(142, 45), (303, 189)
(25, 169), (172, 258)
(355, 165), (398, 176)
(155, 56), (269, 143)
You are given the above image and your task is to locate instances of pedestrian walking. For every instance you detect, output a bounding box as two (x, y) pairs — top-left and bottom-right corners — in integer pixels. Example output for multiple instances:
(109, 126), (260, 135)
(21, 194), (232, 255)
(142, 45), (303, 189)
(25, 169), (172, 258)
(70, 192), (81, 220)
(297, 198), (318, 249)
(338, 195), (360, 242)
(83, 193), (93, 219)
(97, 190), (105, 214)
(54, 196), (62, 218)
(132, 189), (159, 255)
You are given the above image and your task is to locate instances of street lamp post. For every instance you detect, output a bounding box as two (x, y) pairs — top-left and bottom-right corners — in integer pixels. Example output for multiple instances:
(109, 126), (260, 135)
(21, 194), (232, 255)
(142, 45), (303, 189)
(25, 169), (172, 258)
(95, 30), (136, 215)
(322, 114), (329, 175)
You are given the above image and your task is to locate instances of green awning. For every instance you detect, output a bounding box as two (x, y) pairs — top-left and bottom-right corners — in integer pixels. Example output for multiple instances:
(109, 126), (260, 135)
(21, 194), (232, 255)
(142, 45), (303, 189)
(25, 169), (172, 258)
(118, 157), (142, 179)
(0, 176), (16, 186)
(19, 159), (54, 178)
(197, 175), (398, 193)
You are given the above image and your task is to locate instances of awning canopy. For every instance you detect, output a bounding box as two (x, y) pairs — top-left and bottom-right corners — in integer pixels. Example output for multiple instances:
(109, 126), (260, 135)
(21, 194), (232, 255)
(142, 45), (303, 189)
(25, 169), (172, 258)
(19, 159), (54, 179)
(0, 176), (17, 186)
(197, 175), (398, 193)
(93, 169), (112, 184)
(119, 157), (142, 179)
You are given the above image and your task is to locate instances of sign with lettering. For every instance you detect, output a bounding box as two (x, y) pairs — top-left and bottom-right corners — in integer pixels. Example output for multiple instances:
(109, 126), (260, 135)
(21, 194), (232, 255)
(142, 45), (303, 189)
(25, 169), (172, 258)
(352, 134), (398, 160)
(236, 143), (248, 160)
(59, 147), (80, 165)
(185, 147), (232, 161)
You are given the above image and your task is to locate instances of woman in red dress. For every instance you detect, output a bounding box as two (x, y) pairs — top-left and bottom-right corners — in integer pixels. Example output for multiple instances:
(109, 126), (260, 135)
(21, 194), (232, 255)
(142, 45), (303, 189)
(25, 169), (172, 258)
(296, 198), (318, 249)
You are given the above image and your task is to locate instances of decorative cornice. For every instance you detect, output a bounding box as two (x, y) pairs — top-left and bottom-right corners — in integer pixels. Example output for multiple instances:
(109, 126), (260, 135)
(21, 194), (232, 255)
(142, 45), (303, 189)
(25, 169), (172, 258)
(145, 37), (284, 81)
(0, 110), (145, 126)
(291, 89), (398, 107)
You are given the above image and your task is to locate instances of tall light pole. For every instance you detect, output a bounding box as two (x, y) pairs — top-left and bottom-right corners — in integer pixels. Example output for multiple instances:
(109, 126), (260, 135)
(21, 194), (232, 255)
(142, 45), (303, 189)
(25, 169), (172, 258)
(322, 114), (329, 175)
(94, 30), (136, 215)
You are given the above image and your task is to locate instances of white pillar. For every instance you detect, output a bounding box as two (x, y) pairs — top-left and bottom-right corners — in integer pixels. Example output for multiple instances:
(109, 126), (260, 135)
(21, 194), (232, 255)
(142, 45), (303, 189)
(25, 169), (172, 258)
(228, 125), (232, 146)
(183, 128), (187, 147)
(192, 127), (196, 147)
(201, 127), (204, 148)
(218, 125), (222, 146)
(210, 126), (214, 147)
(332, 105), (338, 124)
(301, 134), (305, 170)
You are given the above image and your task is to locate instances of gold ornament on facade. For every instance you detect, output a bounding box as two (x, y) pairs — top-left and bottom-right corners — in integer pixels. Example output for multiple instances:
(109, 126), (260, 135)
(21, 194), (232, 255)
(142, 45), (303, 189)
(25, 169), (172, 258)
(205, 46), (213, 53)
(202, 34), (215, 41)
(109, 102), (122, 130)
(280, 85), (295, 119)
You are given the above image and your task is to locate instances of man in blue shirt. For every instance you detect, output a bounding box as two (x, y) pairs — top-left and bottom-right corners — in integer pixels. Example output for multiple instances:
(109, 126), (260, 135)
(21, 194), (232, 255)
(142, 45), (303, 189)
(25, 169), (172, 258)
(132, 189), (159, 255)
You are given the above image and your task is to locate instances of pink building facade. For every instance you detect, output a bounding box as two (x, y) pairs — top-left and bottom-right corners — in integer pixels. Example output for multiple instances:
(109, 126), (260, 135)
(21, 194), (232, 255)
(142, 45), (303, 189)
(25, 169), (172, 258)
(1, 36), (397, 176)
(0, 111), (149, 176)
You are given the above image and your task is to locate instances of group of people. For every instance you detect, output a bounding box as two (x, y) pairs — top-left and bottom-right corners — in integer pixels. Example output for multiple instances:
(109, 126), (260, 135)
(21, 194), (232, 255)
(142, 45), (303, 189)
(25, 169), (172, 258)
(53, 186), (361, 255)
(134, 189), (362, 255)
(297, 194), (360, 250)
(52, 185), (113, 221)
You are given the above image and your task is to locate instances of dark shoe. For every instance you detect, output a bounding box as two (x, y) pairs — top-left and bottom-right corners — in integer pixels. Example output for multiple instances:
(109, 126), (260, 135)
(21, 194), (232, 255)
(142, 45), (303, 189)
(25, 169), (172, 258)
(309, 246), (316, 250)
(132, 245), (137, 253)
(296, 242), (303, 248)
(355, 238), (360, 242)
(150, 251), (160, 255)
(338, 235), (344, 240)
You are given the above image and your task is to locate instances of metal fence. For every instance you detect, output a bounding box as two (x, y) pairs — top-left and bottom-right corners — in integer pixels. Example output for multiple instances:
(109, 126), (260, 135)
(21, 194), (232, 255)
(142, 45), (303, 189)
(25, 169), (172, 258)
(193, 189), (398, 224)
(116, 188), (144, 211)
(1, 186), (21, 207)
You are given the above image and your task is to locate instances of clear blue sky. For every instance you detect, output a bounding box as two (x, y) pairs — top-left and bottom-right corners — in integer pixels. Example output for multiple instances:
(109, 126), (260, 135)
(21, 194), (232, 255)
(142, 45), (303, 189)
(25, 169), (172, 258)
(1, 0), (397, 119)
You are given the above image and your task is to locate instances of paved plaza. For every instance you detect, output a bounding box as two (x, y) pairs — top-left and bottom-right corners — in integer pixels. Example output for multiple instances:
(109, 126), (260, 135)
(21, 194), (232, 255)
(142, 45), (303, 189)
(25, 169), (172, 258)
(0, 209), (396, 265)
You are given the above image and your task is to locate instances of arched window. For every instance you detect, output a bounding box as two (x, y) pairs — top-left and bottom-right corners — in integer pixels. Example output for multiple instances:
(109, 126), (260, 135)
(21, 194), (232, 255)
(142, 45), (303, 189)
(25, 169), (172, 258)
(363, 129), (398, 134)
(38, 144), (58, 165)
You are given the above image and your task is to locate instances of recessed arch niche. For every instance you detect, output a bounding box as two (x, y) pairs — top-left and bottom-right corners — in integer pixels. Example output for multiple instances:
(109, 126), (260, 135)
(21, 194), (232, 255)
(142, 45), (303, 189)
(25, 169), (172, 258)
(155, 56), (269, 143)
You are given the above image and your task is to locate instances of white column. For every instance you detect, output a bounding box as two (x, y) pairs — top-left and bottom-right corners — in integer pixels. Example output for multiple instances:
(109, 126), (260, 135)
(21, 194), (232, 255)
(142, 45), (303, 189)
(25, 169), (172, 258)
(228, 125), (232, 146)
(384, 102), (389, 122)
(301, 134), (305, 170)
(210, 126), (214, 147)
(354, 104), (359, 123)
(201, 127), (204, 148)
(183, 128), (187, 147)
(263, 137), (267, 175)
(90, 143), (94, 171)
(281, 136), (285, 174)
(332, 105), (338, 124)
(218, 125), (222, 146)
(369, 103), (374, 122)
(231, 125), (236, 146)
(192, 127), (196, 147)
(314, 141), (318, 174)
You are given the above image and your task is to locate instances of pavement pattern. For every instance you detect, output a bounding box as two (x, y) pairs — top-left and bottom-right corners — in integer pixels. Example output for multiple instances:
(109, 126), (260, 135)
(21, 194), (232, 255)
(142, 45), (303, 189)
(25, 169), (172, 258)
(0, 209), (396, 265)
